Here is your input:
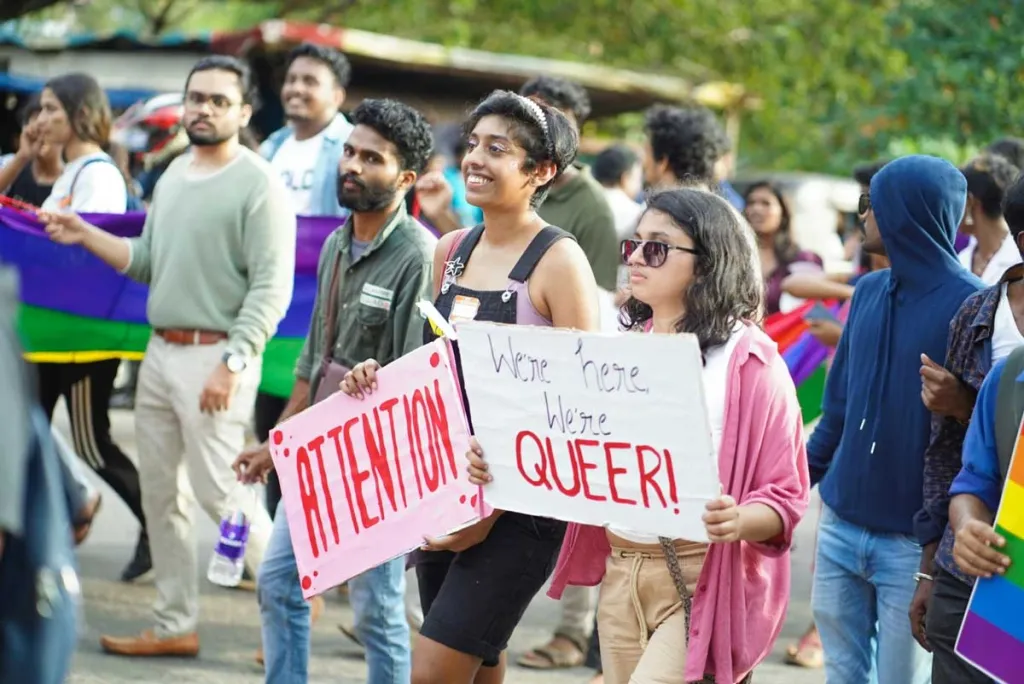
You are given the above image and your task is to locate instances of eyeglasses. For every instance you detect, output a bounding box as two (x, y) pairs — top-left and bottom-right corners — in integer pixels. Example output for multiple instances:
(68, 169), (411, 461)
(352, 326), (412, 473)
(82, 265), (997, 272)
(184, 91), (240, 114)
(858, 193), (871, 216)
(620, 238), (698, 268)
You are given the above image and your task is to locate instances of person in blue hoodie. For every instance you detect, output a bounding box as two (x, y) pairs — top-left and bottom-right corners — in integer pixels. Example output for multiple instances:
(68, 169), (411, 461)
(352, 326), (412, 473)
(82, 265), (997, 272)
(808, 155), (984, 684)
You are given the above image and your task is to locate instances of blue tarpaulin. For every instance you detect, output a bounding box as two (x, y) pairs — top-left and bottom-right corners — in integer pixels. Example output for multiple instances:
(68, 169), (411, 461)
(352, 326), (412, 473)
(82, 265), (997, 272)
(0, 71), (157, 109)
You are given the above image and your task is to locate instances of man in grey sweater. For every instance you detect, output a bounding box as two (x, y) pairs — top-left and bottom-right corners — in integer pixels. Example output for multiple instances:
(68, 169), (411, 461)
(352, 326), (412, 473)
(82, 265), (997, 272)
(40, 55), (295, 657)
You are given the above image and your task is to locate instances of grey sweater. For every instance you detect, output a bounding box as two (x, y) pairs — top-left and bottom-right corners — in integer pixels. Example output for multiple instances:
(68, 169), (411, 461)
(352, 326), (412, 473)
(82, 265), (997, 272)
(124, 149), (297, 359)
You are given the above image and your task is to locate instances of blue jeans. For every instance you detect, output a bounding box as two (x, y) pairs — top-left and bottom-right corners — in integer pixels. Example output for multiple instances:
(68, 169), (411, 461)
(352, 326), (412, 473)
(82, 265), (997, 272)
(811, 505), (931, 684)
(258, 500), (411, 683)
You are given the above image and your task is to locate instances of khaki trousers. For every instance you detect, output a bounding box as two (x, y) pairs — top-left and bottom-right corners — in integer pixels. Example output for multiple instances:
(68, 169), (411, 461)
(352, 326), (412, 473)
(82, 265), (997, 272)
(598, 536), (707, 684)
(135, 336), (272, 637)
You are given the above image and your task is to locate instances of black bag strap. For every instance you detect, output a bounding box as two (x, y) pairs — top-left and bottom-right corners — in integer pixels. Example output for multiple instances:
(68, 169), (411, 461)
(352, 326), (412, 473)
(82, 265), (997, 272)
(320, 246), (345, 366)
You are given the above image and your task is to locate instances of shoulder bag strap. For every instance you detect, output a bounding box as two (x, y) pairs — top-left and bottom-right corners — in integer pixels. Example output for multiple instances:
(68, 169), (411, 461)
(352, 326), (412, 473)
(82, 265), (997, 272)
(320, 247), (345, 366)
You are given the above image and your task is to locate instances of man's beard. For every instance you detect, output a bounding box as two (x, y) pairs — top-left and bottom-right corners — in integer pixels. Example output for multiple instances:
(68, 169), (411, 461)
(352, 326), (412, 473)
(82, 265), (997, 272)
(337, 173), (399, 212)
(185, 122), (233, 147)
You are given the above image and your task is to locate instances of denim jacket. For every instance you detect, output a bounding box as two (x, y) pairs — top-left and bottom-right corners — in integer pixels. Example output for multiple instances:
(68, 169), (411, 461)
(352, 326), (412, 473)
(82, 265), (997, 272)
(259, 113), (353, 218)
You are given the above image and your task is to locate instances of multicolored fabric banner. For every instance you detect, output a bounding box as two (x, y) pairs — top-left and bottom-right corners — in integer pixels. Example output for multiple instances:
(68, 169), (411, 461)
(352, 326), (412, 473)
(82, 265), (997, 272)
(0, 205), (832, 417)
(956, 416), (1024, 684)
(764, 300), (832, 424)
(0, 205), (338, 397)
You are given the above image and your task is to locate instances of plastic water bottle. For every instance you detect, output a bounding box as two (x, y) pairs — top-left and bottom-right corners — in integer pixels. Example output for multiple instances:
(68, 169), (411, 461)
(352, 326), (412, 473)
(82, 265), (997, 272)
(207, 506), (251, 587)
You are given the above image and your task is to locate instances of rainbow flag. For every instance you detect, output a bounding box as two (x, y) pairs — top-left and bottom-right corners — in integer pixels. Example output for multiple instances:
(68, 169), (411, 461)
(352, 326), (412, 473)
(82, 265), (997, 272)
(764, 301), (833, 424)
(0, 206), (831, 418)
(956, 417), (1024, 684)
(0, 205), (339, 398)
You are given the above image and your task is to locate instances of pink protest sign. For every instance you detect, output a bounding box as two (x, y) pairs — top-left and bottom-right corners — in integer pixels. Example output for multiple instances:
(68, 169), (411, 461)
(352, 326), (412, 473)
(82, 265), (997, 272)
(270, 339), (481, 598)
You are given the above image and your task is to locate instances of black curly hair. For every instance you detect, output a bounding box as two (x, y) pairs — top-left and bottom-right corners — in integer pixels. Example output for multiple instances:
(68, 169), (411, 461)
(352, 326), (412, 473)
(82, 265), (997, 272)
(620, 188), (762, 356)
(1002, 172), (1024, 242)
(963, 153), (1021, 219)
(592, 144), (639, 187)
(987, 137), (1024, 171)
(464, 90), (579, 207)
(350, 99), (434, 174)
(519, 76), (592, 126)
(286, 42), (351, 89)
(644, 105), (730, 185)
(852, 159), (889, 187)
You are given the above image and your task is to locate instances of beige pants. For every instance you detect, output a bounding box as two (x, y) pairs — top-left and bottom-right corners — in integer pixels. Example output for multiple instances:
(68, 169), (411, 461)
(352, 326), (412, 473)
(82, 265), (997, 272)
(135, 335), (272, 637)
(598, 535), (708, 684)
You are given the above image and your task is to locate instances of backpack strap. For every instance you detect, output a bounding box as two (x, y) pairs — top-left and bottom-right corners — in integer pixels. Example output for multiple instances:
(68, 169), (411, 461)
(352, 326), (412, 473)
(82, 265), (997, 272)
(994, 345), (1024, 479)
(66, 156), (130, 212)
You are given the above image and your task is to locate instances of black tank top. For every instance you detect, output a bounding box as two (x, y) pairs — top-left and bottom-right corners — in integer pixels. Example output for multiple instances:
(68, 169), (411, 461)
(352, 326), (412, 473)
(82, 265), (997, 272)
(7, 165), (53, 209)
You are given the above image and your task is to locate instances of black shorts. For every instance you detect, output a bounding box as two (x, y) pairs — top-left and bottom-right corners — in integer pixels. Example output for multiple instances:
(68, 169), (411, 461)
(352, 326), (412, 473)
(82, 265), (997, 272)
(414, 512), (566, 667)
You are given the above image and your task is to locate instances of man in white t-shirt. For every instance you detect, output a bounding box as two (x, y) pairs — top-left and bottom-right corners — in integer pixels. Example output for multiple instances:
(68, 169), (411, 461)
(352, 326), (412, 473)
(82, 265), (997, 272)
(256, 42), (354, 524)
(259, 42), (352, 217)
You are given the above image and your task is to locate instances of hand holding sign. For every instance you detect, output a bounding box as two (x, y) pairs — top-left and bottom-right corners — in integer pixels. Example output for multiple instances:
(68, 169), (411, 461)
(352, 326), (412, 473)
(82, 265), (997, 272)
(271, 340), (482, 598)
(341, 359), (382, 398)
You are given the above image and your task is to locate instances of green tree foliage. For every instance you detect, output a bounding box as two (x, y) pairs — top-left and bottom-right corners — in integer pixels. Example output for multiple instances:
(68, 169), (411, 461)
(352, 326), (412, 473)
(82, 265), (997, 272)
(10, 0), (1020, 174)
(882, 1), (1024, 151)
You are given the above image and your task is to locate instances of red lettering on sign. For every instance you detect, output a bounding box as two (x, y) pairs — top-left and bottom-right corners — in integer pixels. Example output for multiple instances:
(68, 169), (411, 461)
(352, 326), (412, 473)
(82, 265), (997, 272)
(411, 389), (440, 494)
(341, 416), (379, 531)
(546, 437), (581, 497)
(603, 441), (636, 505)
(285, 371), (467, 557)
(509, 431), (678, 513)
(326, 424), (359, 535)
(296, 445), (327, 558)
(378, 397), (407, 509)
(515, 430), (551, 489)
(364, 410), (398, 521)
(637, 445), (667, 508)
(403, 395), (424, 500)
(426, 379), (457, 482)
(575, 439), (606, 502)
(307, 435), (340, 546)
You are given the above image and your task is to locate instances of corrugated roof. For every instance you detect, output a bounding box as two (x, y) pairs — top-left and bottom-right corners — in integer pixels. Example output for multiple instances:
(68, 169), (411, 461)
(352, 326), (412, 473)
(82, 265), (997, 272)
(0, 21), (754, 115)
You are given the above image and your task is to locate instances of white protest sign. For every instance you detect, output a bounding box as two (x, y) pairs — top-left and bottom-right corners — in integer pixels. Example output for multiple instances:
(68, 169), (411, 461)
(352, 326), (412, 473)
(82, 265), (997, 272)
(456, 321), (719, 541)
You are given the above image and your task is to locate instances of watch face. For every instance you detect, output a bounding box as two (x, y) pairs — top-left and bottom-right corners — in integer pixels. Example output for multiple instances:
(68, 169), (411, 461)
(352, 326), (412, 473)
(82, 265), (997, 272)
(227, 355), (245, 373)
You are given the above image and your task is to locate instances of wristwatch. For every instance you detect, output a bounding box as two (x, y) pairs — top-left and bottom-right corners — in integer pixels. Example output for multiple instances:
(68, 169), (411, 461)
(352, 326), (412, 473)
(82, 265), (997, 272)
(222, 351), (247, 374)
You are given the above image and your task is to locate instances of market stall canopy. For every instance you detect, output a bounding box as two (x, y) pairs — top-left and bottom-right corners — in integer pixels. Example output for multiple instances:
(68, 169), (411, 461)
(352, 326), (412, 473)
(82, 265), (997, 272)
(0, 20), (755, 118)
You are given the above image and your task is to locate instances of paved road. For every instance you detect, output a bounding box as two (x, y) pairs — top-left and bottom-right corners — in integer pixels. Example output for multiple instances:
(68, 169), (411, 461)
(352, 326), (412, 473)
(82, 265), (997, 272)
(59, 405), (825, 684)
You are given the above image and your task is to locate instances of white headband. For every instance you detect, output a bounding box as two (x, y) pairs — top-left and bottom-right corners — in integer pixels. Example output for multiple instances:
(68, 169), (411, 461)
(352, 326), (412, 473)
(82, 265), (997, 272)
(517, 94), (553, 154)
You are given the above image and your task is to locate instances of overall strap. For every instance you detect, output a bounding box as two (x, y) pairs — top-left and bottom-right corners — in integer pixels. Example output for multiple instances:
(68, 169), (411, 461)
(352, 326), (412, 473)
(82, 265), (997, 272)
(451, 224), (485, 264)
(995, 345), (1024, 479)
(508, 226), (574, 283)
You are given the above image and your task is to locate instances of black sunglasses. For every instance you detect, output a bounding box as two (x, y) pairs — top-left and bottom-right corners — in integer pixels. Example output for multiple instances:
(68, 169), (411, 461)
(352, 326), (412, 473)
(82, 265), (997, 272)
(620, 238), (698, 268)
(858, 193), (871, 216)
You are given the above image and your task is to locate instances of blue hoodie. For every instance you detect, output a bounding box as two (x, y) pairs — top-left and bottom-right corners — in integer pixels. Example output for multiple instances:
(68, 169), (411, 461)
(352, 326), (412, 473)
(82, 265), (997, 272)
(807, 155), (984, 537)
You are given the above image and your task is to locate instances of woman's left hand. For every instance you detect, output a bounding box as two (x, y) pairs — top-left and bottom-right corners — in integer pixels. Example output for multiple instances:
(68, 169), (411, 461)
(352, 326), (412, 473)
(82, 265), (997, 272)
(703, 495), (742, 543)
(465, 437), (491, 485)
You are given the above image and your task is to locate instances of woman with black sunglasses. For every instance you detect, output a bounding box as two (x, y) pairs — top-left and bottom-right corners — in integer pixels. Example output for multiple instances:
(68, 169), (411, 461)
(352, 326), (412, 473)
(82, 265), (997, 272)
(470, 188), (810, 683)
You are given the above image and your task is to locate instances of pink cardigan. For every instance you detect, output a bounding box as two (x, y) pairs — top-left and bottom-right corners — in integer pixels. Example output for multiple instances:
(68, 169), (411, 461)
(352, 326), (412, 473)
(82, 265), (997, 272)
(547, 323), (810, 683)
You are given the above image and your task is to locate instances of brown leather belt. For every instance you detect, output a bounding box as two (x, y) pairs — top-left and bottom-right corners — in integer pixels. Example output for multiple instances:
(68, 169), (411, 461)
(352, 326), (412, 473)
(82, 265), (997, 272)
(154, 328), (228, 345)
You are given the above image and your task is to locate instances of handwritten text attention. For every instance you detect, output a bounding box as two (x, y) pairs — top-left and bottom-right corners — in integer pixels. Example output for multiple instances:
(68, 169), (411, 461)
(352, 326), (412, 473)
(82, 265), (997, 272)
(273, 373), (459, 560)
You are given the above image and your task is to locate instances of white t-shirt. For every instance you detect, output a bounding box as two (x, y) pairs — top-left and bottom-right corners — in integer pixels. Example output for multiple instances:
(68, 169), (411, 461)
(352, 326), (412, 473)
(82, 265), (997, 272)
(42, 153), (127, 213)
(271, 132), (324, 215)
(607, 325), (745, 544)
(992, 282), (1024, 364)
(959, 233), (1022, 286)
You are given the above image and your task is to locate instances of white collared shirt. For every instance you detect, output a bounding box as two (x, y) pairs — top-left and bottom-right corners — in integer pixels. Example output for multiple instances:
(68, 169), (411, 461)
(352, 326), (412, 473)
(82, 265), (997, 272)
(959, 233), (1022, 286)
